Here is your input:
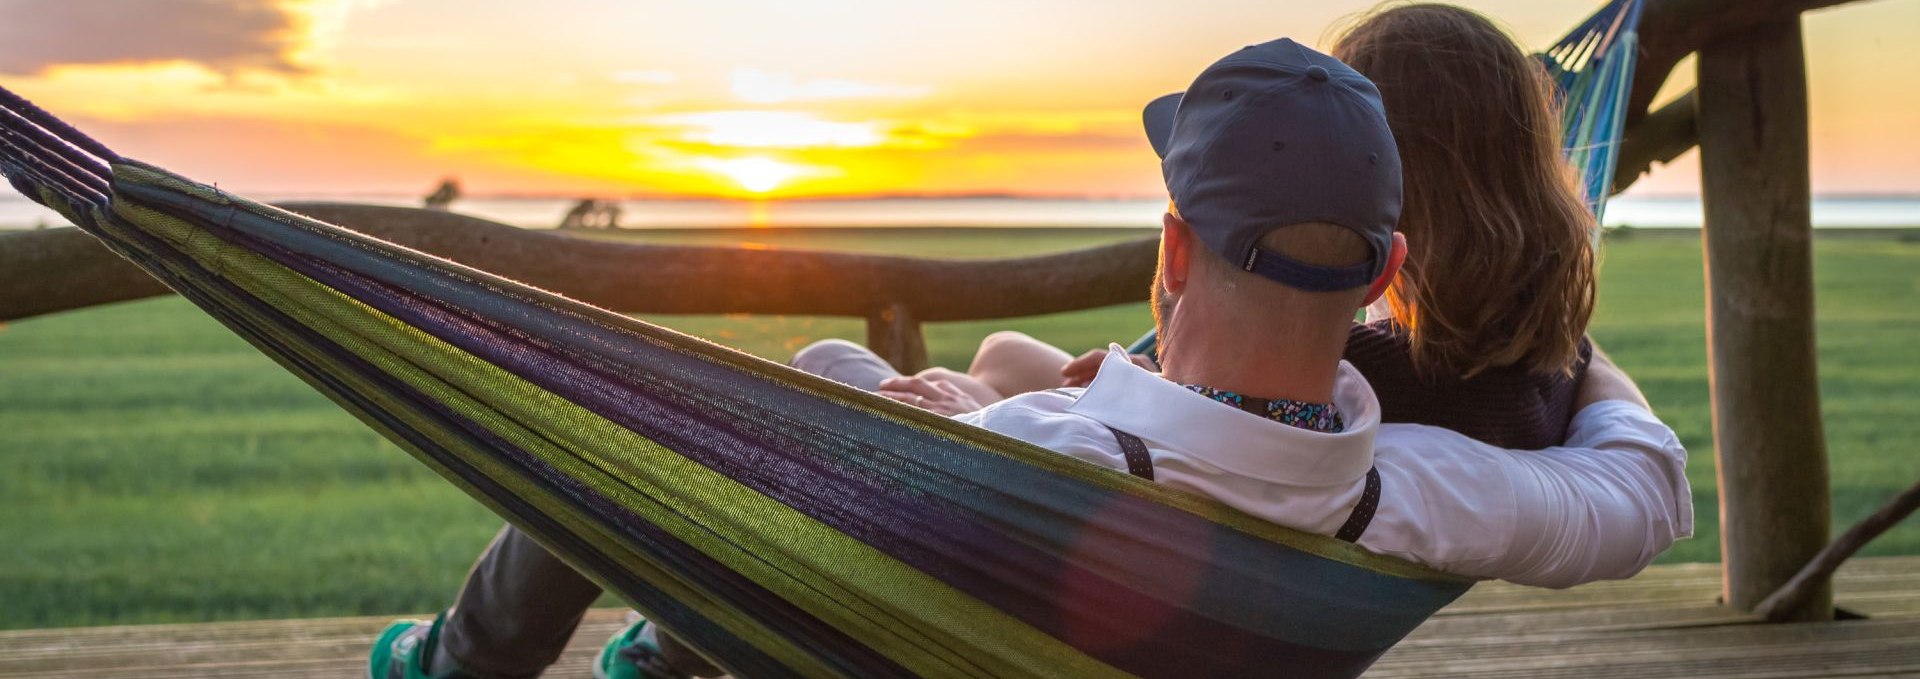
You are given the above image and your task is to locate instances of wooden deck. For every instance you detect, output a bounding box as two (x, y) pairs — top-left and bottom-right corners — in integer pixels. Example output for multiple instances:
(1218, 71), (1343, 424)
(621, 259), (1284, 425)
(2, 556), (1916, 678)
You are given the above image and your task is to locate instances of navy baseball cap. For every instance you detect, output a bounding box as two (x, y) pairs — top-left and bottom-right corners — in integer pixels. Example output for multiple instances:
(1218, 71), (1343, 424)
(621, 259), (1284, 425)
(1145, 38), (1402, 292)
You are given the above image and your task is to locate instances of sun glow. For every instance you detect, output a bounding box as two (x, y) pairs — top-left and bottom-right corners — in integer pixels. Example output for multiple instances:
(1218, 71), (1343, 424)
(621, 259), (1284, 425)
(699, 157), (809, 195)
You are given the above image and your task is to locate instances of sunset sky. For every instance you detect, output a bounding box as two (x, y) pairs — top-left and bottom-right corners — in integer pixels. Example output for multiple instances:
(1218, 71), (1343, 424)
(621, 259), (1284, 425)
(0, 0), (1914, 200)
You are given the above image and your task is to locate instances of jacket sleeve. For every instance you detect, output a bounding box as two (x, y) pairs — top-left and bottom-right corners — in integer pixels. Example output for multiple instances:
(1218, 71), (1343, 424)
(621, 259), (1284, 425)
(1494, 400), (1695, 588)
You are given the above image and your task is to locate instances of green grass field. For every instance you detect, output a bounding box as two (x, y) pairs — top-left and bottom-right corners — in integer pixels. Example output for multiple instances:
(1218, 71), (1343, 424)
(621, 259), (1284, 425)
(1, 228), (1916, 630)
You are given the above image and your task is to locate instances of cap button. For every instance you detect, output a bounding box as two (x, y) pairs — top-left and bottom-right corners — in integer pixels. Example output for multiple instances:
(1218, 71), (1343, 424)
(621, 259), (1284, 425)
(1306, 65), (1330, 82)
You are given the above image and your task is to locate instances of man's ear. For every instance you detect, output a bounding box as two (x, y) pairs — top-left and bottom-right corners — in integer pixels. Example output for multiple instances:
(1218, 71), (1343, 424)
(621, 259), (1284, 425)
(1161, 212), (1194, 295)
(1361, 232), (1407, 306)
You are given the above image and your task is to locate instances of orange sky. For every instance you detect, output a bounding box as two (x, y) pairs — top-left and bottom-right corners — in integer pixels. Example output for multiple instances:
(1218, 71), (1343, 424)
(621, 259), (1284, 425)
(0, 0), (1914, 199)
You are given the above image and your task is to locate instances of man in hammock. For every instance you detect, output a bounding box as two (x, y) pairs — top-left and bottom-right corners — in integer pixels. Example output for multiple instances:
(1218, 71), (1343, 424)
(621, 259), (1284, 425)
(372, 39), (1690, 679)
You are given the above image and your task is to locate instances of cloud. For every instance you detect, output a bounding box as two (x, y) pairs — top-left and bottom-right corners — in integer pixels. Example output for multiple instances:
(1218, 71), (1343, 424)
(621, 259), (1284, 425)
(643, 111), (887, 149)
(0, 0), (329, 77)
(613, 70), (680, 86)
(730, 68), (932, 104)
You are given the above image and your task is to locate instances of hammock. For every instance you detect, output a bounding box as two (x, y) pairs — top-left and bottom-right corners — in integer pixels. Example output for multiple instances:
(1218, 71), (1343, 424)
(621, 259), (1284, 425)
(1542, 0), (1645, 219)
(0, 3), (1640, 676)
(0, 95), (1466, 678)
(1131, 0), (1643, 360)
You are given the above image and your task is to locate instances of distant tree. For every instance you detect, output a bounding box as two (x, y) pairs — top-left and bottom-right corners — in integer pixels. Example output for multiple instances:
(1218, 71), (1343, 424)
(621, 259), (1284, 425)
(424, 177), (462, 211)
(559, 198), (621, 229)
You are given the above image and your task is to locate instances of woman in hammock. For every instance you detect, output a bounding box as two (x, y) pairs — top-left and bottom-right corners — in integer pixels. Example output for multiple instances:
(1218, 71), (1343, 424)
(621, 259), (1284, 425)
(911, 3), (1601, 450)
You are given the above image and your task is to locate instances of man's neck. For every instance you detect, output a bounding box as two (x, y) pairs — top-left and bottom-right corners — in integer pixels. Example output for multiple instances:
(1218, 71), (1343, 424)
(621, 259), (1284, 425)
(1157, 332), (1345, 404)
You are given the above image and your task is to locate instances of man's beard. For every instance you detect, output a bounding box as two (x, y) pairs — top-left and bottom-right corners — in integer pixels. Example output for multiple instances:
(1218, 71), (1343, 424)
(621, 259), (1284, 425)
(1150, 268), (1176, 360)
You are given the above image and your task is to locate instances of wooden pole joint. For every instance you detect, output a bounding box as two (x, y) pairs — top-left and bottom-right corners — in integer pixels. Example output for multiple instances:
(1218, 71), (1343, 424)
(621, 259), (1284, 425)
(865, 301), (928, 375)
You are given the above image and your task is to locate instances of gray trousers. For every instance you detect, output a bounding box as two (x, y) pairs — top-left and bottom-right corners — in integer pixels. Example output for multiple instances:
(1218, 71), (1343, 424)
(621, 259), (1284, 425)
(439, 340), (901, 677)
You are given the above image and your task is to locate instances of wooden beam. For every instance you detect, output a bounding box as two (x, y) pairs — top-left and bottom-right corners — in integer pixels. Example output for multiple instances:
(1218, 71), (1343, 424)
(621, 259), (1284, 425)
(1603, 0), (1878, 195)
(1695, 17), (1832, 622)
(1611, 90), (1698, 196)
(0, 227), (172, 319)
(0, 204), (1158, 324)
(1629, 0), (1864, 132)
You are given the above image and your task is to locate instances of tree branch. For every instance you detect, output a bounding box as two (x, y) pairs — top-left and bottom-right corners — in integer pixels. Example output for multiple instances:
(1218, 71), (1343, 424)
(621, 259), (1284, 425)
(1755, 477), (1920, 622)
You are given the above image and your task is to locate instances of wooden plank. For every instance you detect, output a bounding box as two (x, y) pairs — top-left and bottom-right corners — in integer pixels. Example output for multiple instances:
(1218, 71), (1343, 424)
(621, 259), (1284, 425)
(1409, 602), (1760, 639)
(1695, 15), (1832, 622)
(1382, 618), (1920, 666)
(1373, 619), (1920, 679)
(5, 558), (1920, 677)
(0, 613), (630, 679)
(1443, 556), (1920, 615)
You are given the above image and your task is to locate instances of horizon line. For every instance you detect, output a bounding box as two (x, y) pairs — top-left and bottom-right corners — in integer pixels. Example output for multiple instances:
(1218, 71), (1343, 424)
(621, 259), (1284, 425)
(11, 190), (1917, 203)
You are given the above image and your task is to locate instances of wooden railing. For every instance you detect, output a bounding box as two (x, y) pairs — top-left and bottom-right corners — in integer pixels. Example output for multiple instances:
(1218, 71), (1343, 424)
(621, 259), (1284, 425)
(0, 204), (1157, 372)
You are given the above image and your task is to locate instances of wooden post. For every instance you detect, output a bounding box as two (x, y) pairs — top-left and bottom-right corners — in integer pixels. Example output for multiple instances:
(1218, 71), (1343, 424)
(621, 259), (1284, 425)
(1696, 17), (1833, 622)
(866, 302), (928, 375)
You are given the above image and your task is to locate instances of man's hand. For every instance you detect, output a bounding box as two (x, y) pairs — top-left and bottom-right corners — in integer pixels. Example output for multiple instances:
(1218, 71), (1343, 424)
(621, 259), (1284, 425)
(878, 374), (985, 416)
(1575, 345), (1652, 412)
(1060, 349), (1158, 388)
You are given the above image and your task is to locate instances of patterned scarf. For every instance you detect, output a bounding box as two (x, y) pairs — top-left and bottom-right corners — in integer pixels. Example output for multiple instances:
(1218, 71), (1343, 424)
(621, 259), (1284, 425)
(1183, 384), (1345, 433)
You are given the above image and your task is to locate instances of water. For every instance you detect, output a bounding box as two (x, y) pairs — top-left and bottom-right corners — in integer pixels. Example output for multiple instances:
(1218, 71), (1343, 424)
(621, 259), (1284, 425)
(1601, 197), (1920, 230)
(3, 192), (1917, 231)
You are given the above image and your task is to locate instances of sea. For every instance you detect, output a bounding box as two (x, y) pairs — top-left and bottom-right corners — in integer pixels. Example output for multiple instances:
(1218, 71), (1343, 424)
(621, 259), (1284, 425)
(3, 193), (1917, 231)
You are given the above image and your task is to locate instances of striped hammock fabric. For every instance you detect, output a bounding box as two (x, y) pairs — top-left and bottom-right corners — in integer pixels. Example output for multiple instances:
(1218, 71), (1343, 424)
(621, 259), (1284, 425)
(0, 90), (1470, 677)
(1543, 0), (1646, 220)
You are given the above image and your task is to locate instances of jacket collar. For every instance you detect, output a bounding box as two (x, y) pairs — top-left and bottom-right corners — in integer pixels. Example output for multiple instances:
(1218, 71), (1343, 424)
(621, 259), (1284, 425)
(1067, 345), (1380, 487)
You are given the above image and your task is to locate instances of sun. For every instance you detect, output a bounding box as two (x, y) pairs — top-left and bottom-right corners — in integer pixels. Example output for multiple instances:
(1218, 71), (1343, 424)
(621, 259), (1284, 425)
(700, 157), (807, 195)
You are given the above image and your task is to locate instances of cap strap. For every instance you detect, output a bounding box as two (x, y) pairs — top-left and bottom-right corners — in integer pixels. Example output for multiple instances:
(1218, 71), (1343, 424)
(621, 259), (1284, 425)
(1242, 247), (1375, 292)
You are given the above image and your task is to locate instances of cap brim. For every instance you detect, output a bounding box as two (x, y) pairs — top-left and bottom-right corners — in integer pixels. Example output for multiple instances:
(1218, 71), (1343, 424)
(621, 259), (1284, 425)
(1142, 92), (1182, 159)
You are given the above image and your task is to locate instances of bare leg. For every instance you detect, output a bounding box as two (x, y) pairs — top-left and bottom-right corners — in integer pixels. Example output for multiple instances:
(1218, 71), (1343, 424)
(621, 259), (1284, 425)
(966, 331), (1075, 399)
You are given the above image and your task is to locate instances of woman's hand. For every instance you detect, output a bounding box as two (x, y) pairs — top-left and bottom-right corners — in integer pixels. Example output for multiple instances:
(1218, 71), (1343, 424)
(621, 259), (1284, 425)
(878, 374), (985, 416)
(1060, 349), (1158, 388)
(1575, 345), (1652, 412)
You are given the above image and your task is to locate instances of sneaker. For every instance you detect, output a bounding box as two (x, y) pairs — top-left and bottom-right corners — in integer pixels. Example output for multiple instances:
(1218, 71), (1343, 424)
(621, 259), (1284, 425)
(594, 618), (686, 679)
(369, 613), (469, 679)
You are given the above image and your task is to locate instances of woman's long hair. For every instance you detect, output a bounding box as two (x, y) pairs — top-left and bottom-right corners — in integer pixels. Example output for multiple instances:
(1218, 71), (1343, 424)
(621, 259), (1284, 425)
(1333, 4), (1597, 378)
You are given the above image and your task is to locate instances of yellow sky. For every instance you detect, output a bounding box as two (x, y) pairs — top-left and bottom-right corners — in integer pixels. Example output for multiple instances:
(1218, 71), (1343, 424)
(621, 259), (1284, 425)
(0, 0), (1914, 199)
